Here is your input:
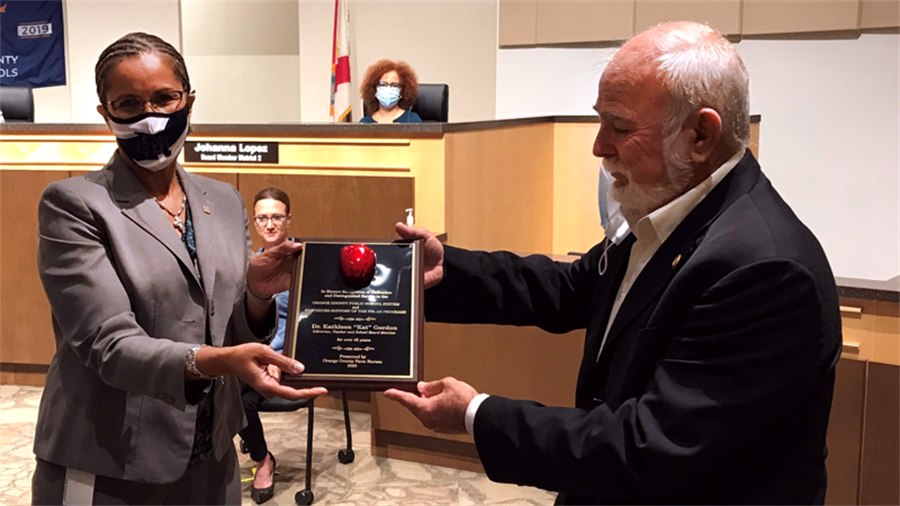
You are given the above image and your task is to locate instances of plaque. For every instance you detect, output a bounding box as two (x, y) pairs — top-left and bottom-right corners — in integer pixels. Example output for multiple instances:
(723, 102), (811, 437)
(281, 239), (424, 391)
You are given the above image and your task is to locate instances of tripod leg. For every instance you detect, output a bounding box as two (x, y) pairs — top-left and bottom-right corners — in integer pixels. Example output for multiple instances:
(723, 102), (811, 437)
(342, 391), (353, 450)
(337, 391), (355, 464)
(305, 399), (314, 493)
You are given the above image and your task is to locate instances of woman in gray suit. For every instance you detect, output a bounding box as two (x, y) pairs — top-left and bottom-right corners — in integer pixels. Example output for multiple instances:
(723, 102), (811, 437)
(31, 32), (326, 505)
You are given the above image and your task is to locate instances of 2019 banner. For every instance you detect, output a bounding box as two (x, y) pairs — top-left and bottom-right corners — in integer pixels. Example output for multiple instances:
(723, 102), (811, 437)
(0, 0), (66, 88)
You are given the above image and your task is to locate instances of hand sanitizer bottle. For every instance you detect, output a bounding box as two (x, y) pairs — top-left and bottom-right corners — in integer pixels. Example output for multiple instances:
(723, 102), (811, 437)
(405, 208), (414, 227)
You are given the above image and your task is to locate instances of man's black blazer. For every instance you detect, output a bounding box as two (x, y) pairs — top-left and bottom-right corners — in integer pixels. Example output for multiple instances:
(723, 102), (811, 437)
(425, 151), (842, 504)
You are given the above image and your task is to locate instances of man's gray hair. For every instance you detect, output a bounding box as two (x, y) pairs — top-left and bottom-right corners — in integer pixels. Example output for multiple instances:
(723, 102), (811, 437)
(651, 22), (750, 151)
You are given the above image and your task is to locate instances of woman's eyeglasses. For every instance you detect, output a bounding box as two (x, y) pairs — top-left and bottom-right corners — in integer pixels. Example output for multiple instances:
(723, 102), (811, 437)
(254, 214), (287, 226)
(377, 82), (402, 90)
(106, 90), (187, 118)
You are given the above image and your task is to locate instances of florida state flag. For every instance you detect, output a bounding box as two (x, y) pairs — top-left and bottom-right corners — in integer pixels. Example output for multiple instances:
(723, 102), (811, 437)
(330, 0), (351, 122)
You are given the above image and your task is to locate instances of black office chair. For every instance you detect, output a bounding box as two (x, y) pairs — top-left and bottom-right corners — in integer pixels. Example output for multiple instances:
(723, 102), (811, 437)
(240, 392), (355, 505)
(411, 84), (449, 122)
(0, 86), (35, 123)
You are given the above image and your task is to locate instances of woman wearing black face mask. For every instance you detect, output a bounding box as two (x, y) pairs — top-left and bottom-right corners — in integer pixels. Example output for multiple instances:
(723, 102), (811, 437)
(31, 32), (326, 505)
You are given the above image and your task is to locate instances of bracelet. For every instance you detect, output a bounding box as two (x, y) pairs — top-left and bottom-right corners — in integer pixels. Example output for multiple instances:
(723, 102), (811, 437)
(185, 344), (223, 382)
(246, 283), (277, 304)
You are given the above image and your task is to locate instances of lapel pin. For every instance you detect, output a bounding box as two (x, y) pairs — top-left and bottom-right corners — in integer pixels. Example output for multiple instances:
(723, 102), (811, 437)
(202, 205), (211, 214)
(672, 254), (682, 268)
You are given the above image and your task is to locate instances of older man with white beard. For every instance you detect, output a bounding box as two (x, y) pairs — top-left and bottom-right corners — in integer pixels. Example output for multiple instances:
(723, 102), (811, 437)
(386, 21), (842, 505)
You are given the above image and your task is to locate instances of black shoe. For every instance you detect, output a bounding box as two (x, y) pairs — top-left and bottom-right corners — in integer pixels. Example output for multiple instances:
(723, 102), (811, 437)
(250, 452), (276, 504)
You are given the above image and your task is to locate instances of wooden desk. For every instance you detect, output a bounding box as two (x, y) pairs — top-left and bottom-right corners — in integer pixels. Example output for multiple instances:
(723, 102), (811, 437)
(10, 115), (746, 380)
(1, 122), (438, 381)
(827, 277), (899, 505)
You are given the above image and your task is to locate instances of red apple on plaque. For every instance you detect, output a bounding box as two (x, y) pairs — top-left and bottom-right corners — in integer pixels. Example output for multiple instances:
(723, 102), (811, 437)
(339, 244), (377, 289)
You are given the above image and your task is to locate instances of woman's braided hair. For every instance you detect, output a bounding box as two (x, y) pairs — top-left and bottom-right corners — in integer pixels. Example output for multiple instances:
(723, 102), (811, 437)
(95, 32), (190, 103)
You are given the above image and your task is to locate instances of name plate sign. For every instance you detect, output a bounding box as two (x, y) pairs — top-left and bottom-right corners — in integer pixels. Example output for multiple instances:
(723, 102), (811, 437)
(184, 141), (279, 164)
(282, 239), (424, 391)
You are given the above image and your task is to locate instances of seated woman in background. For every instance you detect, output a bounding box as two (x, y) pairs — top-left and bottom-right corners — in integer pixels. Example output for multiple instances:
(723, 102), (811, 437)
(359, 59), (422, 123)
(241, 187), (294, 504)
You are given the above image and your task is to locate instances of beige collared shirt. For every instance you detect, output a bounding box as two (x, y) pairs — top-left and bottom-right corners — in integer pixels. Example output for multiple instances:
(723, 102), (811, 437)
(597, 150), (744, 359)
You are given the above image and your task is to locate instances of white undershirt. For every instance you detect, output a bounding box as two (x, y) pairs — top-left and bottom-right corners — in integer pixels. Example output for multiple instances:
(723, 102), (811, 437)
(464, 150), (744, 437)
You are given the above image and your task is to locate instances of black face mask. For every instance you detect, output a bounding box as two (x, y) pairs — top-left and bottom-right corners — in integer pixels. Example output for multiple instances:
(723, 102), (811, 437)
(106, 106), (191, 172)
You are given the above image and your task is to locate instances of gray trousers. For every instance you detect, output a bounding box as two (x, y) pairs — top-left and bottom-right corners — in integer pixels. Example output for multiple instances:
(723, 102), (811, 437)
(31, 445), (240, 505)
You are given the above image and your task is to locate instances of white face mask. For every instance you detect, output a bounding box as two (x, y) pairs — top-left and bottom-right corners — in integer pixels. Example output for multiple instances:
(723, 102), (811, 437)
(598, 163), (630, 245)
(106, 107), (191, 172)
(597, 163), (633, 276)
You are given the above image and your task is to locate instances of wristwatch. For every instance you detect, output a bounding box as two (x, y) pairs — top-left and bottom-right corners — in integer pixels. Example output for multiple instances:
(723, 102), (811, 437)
(185, 344), (222, 382)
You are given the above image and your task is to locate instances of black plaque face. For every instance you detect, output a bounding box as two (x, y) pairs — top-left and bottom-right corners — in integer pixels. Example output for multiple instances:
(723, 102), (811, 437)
(281, 239), (423, 391)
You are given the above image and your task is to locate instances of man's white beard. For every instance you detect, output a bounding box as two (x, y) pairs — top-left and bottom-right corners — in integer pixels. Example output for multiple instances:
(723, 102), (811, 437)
(602, 137), (695, 226)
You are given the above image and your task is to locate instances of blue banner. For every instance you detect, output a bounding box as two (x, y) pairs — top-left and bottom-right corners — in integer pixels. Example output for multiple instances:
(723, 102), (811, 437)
(0, 0), (66, 88)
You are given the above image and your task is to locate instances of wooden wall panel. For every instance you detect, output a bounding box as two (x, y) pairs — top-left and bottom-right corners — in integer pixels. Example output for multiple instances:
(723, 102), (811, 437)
(825, 359), (866, 505)
(635, 0), (742, 36)
(549, 119), (760, 257)
(840, 298), (879, 362)
(0, 171), (70, 365)
(742, 0), (861, 35)
(874, 301), (899, 366)
(372, 322), (584, 466)
(499, 0), (537, 46)
(236, 174), (413, 252)
(444, 124), (554, 254)
(860, 362), (900, 505)
(423, 323), (583, 407)
(371, 429), (483, 473)
(315, 391), (371, 413)
(839, 297), (899, 366)
(0, 364), (49, 387)
(860, 0), (900, 29)
(0, 170), (236, 370)
(749, 122), (760, 159)
(181, 0), (299, 57)
(197, 172), (238, 188)
(74, 170), (237, 189)
(536, 0), (634, 44)
(552, 123), (605, 256)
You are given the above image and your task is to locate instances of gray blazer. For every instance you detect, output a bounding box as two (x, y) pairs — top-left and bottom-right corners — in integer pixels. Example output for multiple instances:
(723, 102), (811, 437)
(33, 152), (272, 483)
